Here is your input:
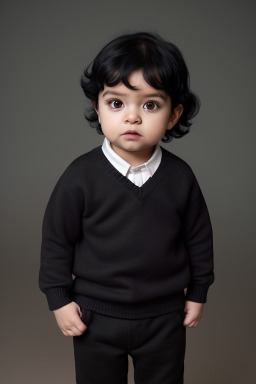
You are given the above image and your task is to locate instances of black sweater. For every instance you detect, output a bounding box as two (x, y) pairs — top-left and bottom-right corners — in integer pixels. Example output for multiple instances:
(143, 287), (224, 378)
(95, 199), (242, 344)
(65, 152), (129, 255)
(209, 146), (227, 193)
(39, 145), (215, 319)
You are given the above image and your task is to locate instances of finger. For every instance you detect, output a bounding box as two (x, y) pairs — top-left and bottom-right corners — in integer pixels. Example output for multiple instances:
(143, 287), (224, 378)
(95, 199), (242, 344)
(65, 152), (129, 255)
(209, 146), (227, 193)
(71, 329), (81, 336)
(190, 320), (198, 327)
(61, 326), (76, 336)
(60, 328), (69, 336)
(65, 328), (75, 337)
(183, 317), (192, 327)
(75, 323), (87, 334)
(184, 320), (196, 328)
(72, 325), (86, 336)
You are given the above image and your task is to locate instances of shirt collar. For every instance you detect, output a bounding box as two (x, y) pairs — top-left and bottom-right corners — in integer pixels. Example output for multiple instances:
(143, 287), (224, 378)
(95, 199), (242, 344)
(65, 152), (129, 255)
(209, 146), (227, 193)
(101, 136), (162, 177)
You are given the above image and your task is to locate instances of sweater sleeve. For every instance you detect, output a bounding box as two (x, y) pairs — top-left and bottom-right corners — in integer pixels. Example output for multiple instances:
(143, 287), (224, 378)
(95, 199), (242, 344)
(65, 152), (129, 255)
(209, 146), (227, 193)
(39, 173), (84, 311)
(182, 171), (215, 303)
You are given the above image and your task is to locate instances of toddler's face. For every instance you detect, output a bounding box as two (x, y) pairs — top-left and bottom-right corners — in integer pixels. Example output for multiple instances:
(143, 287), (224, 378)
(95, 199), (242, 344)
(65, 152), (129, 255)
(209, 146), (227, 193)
(94, 69), (183, 163)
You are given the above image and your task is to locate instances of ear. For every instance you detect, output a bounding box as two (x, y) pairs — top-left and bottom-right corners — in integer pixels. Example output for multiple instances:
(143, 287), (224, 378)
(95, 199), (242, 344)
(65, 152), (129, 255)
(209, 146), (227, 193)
(167, 104), (184, 130)
(92, 101), (98, 113)
(93, 101), (101, 123)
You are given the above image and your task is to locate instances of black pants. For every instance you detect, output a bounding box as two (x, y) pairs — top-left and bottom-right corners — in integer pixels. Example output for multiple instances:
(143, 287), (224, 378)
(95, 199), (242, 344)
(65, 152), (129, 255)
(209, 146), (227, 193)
(73, 308), (186, 384)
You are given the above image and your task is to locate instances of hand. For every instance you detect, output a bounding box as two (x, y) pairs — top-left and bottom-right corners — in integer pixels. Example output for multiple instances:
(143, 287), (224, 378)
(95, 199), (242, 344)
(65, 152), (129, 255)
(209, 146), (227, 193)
(183, 301), (204, 328)
(53, 301), (87, 336)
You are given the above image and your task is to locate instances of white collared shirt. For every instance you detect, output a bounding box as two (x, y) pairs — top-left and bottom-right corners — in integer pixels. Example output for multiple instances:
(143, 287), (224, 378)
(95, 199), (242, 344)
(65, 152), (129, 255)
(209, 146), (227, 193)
(101, 137), (162, 187)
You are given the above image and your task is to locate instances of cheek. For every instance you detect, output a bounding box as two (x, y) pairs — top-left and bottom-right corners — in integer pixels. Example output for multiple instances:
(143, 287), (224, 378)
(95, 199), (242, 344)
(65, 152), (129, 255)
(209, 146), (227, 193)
(102, 110), (120, 121)
(147, 113), (170, 127)
(100, 112), (119, 132)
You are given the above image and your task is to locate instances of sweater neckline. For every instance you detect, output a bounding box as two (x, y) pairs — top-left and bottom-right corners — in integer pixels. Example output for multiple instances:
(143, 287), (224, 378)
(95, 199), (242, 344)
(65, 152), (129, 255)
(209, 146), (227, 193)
(92, 145), (170, 201)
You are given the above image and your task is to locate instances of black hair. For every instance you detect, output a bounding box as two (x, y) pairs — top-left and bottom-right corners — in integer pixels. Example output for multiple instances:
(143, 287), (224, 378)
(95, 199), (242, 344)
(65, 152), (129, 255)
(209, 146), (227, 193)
(80, 31), (200, 143)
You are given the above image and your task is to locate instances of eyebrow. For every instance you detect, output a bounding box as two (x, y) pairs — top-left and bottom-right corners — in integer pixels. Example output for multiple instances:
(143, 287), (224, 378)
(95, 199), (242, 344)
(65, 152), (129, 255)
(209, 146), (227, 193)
(102, 90), (167, 101)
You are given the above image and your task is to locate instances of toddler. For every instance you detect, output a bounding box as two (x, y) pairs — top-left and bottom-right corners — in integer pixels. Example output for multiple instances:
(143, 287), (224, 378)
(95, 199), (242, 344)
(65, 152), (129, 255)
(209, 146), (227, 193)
(39, 31), (215, 384)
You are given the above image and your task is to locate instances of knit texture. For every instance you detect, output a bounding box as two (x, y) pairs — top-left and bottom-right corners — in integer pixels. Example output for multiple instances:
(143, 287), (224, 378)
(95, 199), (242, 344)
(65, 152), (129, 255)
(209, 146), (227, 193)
(39, 145), (214, 319)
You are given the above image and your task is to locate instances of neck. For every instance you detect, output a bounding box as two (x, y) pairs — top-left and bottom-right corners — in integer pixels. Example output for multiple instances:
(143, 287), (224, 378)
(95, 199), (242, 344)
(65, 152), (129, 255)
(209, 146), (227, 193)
(110, 144), (155, 166)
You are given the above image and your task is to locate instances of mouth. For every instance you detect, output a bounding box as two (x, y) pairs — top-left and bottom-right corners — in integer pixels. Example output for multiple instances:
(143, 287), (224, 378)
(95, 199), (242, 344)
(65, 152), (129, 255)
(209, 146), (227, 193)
(123, 130), (141, 136)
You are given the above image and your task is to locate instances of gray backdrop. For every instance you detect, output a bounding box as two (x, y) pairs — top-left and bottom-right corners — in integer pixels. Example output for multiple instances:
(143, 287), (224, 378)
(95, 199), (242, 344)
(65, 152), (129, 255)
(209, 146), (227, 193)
(1, 0), (255, 383)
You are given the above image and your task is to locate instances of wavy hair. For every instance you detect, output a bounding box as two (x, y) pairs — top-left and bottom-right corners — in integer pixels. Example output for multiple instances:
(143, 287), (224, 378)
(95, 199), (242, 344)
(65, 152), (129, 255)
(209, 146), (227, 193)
(80, 31), (200, 143)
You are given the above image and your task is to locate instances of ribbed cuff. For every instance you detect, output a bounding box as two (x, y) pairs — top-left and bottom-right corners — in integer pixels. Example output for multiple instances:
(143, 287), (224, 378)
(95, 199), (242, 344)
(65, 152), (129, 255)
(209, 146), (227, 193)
(44, 287), (73, 311)
(184, 284), (210, 303)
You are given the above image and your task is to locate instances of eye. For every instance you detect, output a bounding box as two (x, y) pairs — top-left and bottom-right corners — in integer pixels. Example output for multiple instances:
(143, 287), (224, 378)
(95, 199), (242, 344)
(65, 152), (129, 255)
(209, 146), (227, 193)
(144, 101), (159, 111)
(107, 99), (123, 109)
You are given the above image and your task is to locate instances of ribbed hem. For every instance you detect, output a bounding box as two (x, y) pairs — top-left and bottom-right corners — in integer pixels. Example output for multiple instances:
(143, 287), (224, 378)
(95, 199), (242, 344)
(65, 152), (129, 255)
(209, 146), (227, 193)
(44, 288), (73, 311)
(184, 283), (209, 303)
(72, 292), (185, 319)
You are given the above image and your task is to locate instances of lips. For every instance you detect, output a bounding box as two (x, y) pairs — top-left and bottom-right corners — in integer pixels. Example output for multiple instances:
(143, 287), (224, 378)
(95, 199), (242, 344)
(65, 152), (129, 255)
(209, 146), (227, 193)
(123, 130), (141, 135)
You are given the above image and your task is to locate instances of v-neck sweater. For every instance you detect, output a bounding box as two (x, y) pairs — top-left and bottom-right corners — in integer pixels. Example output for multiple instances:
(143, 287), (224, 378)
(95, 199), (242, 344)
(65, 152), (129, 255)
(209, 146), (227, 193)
(39, 145), (215, 319)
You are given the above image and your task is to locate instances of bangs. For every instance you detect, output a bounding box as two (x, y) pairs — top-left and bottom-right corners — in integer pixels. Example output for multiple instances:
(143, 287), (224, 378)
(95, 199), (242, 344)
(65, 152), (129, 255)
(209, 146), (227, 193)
(101, 63), (165, 92)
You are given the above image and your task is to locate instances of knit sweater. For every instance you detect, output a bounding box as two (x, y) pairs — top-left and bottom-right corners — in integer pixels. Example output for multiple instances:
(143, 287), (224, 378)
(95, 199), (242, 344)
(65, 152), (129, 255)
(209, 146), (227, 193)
(39, 145), (215, 319)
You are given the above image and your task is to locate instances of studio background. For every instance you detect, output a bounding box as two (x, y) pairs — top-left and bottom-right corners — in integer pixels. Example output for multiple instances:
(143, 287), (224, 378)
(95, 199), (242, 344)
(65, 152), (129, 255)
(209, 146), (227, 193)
(1, 0), (255, 383)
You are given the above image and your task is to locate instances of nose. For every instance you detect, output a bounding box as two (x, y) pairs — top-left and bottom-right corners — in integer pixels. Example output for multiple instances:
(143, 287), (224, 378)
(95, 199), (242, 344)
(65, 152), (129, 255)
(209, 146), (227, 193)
(124, 106), (142, 124)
